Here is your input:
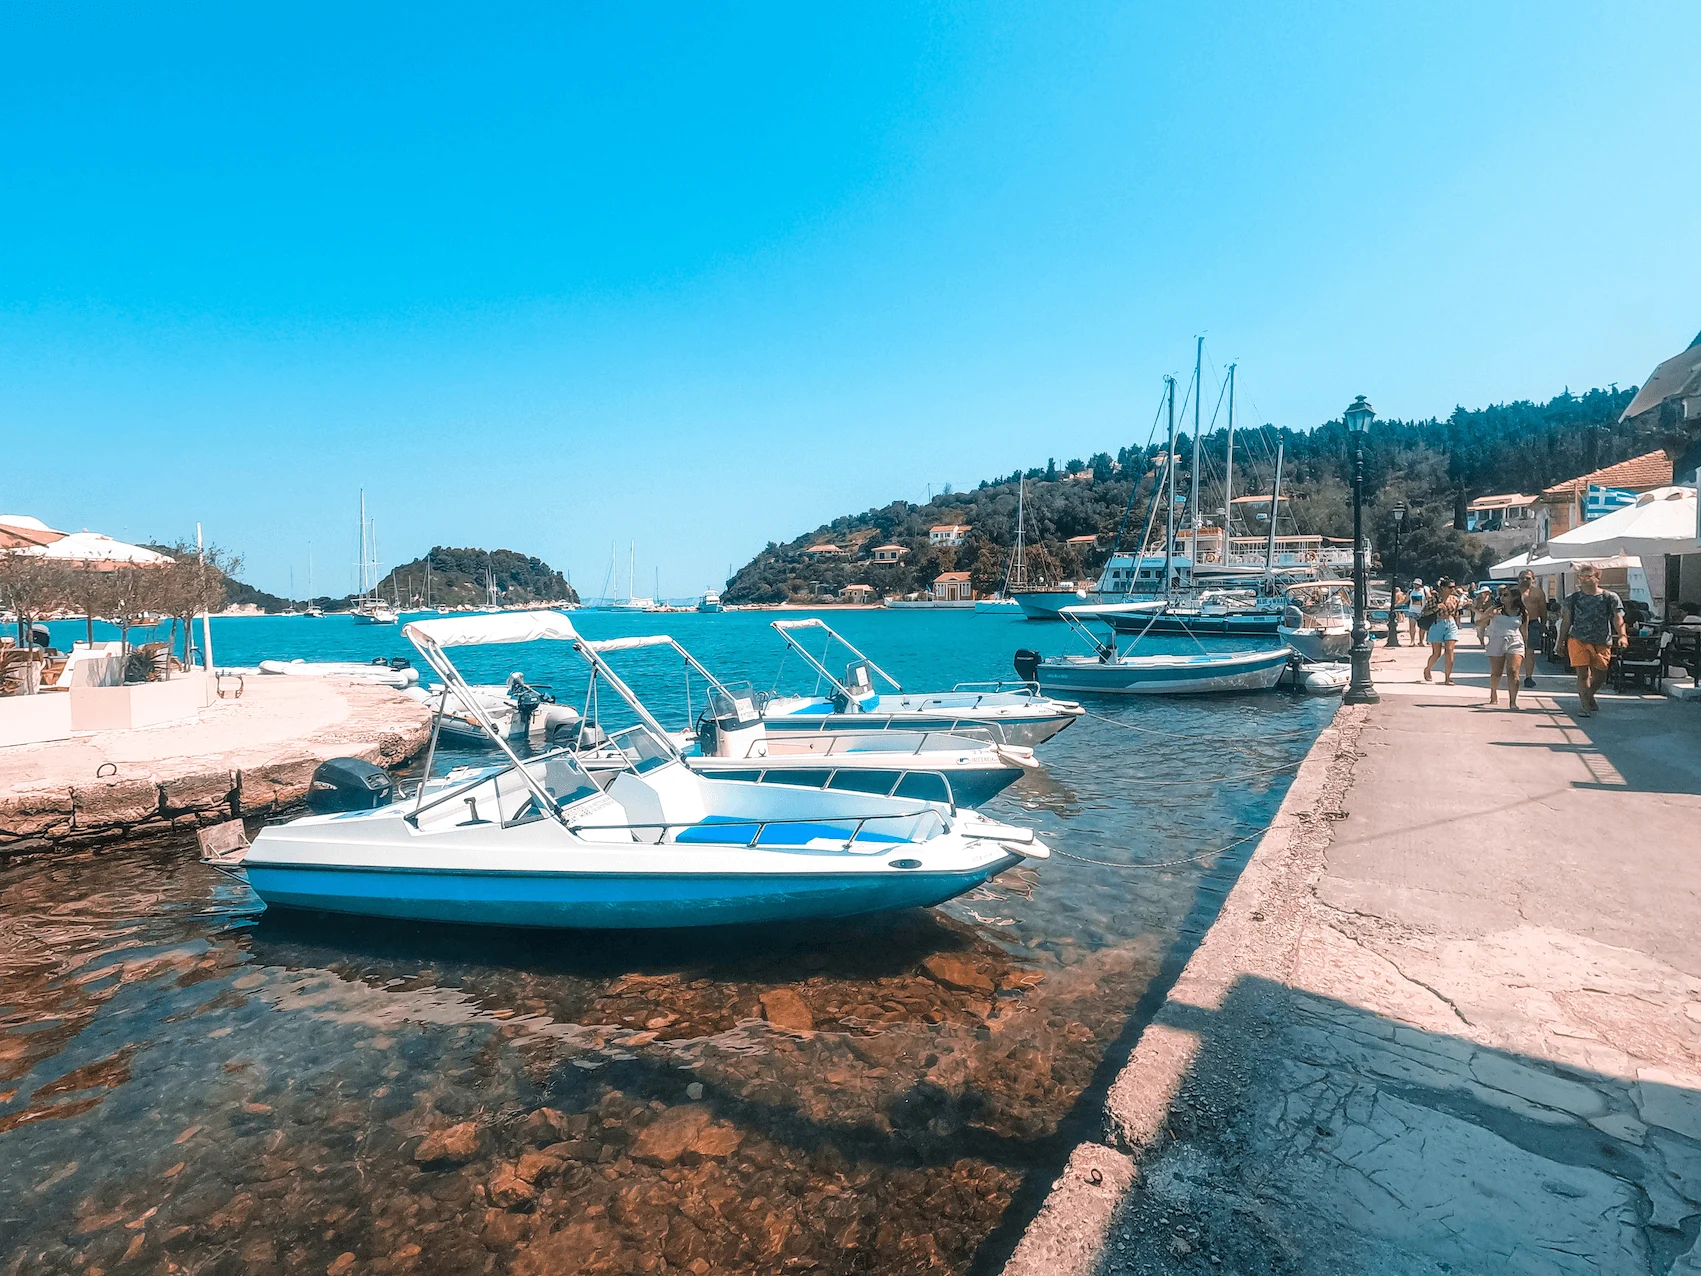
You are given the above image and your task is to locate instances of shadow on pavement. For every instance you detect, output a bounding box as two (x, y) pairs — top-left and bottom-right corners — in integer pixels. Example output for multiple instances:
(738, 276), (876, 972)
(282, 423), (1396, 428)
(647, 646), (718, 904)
(1095, 977), (1701, 1276)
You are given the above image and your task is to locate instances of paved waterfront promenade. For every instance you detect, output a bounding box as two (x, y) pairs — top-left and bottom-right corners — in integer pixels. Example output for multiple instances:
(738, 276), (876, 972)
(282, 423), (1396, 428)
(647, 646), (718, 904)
(1003, 641), (1701, 1275)
(0, 677), (431, 857)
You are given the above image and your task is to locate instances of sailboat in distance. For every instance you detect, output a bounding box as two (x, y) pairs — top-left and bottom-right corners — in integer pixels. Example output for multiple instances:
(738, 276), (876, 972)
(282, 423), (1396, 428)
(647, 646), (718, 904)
(351, 491), (398, 625)
(608, 540), (658, 612)
(976, 477), (1025, 612)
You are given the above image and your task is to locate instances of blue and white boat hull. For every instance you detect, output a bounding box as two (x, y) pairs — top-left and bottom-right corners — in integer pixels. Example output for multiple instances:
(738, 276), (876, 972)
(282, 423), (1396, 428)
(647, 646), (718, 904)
(244, 857), (1021, 929)
(1035, 646), (1293, 695)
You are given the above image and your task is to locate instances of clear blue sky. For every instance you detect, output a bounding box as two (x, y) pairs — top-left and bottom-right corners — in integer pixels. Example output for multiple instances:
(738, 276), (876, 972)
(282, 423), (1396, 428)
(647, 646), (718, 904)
(3, 3), (1696, 598)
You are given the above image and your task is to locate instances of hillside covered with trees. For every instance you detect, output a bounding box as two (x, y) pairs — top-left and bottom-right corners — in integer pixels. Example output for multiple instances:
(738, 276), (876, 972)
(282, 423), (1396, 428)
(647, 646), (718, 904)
(726, 385), (1668, 603)
(374, 547), (578, 610)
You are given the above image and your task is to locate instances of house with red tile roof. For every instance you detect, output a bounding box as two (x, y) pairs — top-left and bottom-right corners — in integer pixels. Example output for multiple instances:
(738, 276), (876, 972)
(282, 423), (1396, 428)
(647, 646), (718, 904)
(931, 571), (972, 602)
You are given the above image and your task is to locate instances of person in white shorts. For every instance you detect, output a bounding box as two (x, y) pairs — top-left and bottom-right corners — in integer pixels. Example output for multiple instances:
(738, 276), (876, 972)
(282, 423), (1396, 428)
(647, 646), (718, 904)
(1404, 578), (1427, 643)
(1485, 584), (1527, 709)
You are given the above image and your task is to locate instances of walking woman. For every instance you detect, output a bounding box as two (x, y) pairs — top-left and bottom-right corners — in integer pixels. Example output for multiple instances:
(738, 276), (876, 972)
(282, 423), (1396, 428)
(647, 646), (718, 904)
(1485, 584), (1527, 708)
(1422, 579), (1462, 684)
(1405, 578), (1428, 643)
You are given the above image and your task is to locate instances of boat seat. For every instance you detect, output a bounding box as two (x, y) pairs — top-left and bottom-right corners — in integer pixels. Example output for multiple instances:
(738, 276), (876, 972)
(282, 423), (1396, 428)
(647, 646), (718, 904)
(608, 766), (708, 844)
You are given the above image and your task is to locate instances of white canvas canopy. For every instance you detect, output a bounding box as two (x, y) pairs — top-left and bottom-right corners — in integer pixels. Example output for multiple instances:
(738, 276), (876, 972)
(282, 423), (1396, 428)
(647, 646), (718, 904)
(10, 530), (171, 567)
(1492, 551), (1644, 575)
(1547, 486), (1699, 561)
(403, 610), (579, 648)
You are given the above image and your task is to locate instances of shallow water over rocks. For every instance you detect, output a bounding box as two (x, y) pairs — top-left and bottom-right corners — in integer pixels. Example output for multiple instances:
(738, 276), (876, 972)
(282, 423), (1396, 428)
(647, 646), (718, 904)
(5, 611), (1334, 1273)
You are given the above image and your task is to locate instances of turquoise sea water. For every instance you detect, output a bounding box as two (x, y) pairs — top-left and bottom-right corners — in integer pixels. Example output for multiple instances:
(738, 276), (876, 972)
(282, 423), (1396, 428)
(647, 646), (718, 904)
(7, 609), (1334, 1274)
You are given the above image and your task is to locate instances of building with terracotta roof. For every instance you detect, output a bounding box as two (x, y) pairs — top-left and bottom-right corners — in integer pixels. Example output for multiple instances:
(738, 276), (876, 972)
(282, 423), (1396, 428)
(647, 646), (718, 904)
(803, 543), (845, 557)
(1538, 451), (1674, 539)
(929, 524), (969, 547)
(869, 544), (908, 564)
(930, 571), (972, 602)
(838, 583), (876, 604)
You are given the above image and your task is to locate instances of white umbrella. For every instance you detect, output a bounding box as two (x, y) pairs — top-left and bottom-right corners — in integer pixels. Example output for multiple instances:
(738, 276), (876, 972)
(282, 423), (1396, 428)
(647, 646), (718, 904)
(1547, 486), (1699, 561)
(12, 530), (173, 568)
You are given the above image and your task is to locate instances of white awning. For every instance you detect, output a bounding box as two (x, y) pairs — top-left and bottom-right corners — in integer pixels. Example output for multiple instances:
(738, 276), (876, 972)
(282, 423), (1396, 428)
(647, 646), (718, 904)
(403, 610), (579, 648)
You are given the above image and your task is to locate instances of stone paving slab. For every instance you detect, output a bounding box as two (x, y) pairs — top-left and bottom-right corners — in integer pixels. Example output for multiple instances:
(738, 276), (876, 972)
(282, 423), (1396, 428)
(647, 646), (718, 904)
(0, 677), (431, 856)
(1001, 642), (1701, 1276)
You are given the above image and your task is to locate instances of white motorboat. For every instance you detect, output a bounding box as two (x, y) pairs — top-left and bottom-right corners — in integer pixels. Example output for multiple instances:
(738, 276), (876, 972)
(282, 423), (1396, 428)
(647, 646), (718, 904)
(1029, 603), (1292, 695)
(571, 634), (1039, 807)
(762, 619), (1083, 748)
(1275, 580), (1356, 662)
(213, 611), (1047, 930)
(698, 590), (724, 613)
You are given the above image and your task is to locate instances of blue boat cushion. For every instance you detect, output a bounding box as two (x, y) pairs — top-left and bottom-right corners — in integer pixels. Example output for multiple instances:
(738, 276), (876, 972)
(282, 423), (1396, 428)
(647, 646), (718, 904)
(674, 816), (908, 846)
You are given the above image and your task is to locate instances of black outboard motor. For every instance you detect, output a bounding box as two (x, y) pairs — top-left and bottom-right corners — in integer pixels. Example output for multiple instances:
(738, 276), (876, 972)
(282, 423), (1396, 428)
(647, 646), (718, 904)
(307, 758), (395, 814)
(1013, 649), (1040, 684)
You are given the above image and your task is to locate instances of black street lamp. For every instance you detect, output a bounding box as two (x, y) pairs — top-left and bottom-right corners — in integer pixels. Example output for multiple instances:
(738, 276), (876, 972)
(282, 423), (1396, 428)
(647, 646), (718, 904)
(1386, 502), (1405, 648)
(1343, 396), (1380, 704)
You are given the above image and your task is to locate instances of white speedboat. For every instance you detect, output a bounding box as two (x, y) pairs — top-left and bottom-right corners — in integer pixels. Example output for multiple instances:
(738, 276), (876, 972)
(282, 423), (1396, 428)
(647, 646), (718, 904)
(571, 635), (1038, 807)
(1030, 603), (1292, 695)
(761, 619), (1083, 748)
(216, 612), (1047, 929)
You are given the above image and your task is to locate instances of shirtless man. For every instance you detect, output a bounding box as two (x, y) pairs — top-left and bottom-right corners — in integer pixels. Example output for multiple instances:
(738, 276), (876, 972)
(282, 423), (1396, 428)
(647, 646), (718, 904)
(1555, 563), (1626, 718)
(1518, 569), (1548, 689)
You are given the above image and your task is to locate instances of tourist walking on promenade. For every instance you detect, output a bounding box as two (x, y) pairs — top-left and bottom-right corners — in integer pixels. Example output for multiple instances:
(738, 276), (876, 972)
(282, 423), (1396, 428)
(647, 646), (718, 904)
(1472, 587), (1493, 647)
(1556, 562), (1626, 718)
(1518, 569), (1548, 689)
(1421, 579), (1461, 684)
(1485, 585), (1527, 709)
(1405, 578), (1428, 643)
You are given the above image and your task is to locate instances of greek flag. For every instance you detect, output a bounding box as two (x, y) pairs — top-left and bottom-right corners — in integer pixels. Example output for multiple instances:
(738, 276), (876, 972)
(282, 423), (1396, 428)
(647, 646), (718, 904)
(1583, 484), (1636, 522)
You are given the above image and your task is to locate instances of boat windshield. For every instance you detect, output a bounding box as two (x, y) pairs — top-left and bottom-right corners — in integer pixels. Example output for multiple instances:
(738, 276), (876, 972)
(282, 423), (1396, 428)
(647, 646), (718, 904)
(706, 682), (762, 727)
(605, 725), (677, 775)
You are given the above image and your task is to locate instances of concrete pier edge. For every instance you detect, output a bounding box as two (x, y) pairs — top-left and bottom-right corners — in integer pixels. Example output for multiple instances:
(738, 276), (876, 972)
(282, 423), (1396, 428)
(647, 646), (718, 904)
(0, 680), (432, 860)
(998, 702), (1369, 1276)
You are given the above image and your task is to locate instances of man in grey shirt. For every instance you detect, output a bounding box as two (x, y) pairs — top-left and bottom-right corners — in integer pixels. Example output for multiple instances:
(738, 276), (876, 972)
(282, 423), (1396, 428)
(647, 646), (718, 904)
(1556, 562), (1626, 717)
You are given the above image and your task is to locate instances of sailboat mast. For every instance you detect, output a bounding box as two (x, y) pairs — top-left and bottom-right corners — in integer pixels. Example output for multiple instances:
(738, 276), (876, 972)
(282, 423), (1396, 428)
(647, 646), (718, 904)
(629, 541), (635, 602)
(1264, 437), (1285, 584)
(1163, 375), (1177, 600)
(1189, 336), (1203, 564)
(1222, 363), (1236, 565)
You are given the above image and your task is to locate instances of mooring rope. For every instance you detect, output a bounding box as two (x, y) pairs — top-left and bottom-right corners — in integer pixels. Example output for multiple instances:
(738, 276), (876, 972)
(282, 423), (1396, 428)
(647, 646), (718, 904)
(1049, 821), (1274, 870)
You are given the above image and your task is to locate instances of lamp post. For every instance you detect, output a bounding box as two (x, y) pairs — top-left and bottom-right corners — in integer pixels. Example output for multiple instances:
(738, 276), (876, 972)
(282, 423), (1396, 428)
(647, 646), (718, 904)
(1385, 503), (1405, 647)
(1343, 396), (1379, 704)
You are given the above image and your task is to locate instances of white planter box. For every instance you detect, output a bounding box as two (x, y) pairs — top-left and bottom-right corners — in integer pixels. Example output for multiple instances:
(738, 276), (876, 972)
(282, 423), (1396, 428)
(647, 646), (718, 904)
(69, 674), (214, 732)
(0, 691), (75, 747)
